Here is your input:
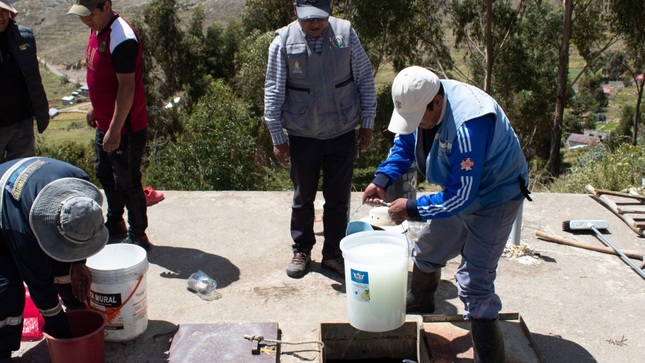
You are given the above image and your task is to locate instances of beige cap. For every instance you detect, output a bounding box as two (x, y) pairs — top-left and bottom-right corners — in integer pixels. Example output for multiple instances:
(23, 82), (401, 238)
(388, 66), (441, 135)
(0, 0), (18, 16)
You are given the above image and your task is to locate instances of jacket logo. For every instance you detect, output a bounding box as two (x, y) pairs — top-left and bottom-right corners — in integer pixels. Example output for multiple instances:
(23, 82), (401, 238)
(19, 44), (27, 51)
(99, 41), (107, 53)
(395, 101), (402, 109)
(292, 60), (302, 74)
(460, 158), (474, 171)
(332, 35), (344, 48)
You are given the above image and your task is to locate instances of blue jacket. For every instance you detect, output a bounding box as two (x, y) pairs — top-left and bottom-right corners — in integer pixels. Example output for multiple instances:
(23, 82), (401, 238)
(6, 22), (49, 133)
(0, 158), (89, 329)
(374, 80), (529, 219)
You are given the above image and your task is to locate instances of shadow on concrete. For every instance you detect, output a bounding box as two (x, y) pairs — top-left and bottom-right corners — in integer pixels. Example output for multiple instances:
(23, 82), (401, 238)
(311, 261), (346, 293)
(15, 320), (176, 363)
(15, 340), (48, 363)
(103, 319), (177, 363)
(146, 245), (240, 288)
(531, 332), (597, 363)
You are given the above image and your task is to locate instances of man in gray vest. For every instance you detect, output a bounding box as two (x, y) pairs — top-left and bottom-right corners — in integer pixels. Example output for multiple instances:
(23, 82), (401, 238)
(264, 0), (377, 278)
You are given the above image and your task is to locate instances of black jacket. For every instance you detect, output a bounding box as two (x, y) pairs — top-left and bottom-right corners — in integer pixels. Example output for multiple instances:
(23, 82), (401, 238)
(6, 22), (49, 133)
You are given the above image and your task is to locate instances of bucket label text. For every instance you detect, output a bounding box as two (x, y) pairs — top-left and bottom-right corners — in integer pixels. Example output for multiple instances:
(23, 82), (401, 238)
(91, 291), (122, 307)
(349, 268), (370, 302)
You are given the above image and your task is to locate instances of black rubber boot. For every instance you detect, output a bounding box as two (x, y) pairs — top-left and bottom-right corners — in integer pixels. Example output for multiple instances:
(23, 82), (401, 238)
(405, 264), (441, 314)
(471, 317), (505, 363)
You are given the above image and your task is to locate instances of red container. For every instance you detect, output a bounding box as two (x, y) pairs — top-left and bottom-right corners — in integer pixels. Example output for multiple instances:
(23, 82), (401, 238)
(44, 309), (107, 363)
(22, 286), (45, 341)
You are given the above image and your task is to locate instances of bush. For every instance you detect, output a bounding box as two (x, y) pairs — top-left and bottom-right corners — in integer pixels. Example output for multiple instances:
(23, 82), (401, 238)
(35, 140), (97, 185)
(144, 79), (261, 190)
(546, 143), (645, 193)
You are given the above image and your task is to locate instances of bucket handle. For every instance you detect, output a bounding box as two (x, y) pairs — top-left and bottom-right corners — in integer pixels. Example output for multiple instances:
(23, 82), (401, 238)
(103, 274), (144, 324)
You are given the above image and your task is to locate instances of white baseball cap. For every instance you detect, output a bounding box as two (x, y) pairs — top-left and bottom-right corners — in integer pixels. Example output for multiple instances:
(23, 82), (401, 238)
(388, 66), (441, 135)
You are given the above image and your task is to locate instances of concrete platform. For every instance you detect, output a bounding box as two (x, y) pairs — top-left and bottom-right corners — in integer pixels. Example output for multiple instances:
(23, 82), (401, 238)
(14, 191), (645, 362)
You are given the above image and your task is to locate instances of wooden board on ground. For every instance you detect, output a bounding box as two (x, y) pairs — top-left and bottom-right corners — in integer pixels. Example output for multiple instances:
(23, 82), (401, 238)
(422, 313), (545, 363)
(585, 184), (645, 237)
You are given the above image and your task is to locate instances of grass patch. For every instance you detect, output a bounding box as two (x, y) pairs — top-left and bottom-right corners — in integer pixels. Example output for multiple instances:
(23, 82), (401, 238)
(40, 112), (94, 145)
(40, 64), (81, 109)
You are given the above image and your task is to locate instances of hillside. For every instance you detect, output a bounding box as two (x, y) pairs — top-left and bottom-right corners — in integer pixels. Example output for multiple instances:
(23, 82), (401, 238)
(11, 0), (246, 83)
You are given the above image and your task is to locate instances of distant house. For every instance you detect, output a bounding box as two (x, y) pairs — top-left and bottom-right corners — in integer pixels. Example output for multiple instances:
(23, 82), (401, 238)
(567, 133), (602, 149)
(584, 130), (608, 140)
(61, 96), (75, 105)
(79, 85), (89, 96)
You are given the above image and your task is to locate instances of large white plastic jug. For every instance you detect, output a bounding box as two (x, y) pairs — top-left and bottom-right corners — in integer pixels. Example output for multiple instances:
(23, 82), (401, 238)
(340, 231), (409, 332)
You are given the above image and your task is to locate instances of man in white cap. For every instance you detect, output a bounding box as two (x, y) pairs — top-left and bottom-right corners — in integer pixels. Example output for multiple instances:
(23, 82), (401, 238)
(0, 0), (49, 163)
(67, 0), (153, 251)
(264, 0), (376, 278)
(0, 157), (108, 362)
(362, 66), (531, 362)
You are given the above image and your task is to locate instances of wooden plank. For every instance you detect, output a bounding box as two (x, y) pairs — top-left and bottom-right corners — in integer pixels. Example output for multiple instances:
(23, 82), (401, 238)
(591, 195), (645, 237)
(421, 313), (545, 363)
(616, 206), (645, 214)
(585, 184), (645, 201)
(535, 230), (643, 260)
(585, 185), (645, 237)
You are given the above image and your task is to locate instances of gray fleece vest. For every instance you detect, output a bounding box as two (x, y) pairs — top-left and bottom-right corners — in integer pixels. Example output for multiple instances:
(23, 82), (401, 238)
(276, 17), (360, 140)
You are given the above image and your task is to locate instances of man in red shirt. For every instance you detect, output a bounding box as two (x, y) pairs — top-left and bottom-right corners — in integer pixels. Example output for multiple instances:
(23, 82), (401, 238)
(68, 0), (152, 250)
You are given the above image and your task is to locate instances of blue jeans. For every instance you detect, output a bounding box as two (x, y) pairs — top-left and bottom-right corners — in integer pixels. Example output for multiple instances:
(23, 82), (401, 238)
(94, 128), (148, 237)
(413, 197), (524, 320)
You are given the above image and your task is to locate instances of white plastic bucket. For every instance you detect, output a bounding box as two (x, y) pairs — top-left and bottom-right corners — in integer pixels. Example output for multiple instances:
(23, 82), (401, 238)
(340, 231), (409, 332)
(86, 244), (149, 342)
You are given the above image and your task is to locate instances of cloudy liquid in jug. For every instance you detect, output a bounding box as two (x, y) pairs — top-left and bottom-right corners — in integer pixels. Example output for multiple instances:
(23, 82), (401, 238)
(345, 242), (408, 332)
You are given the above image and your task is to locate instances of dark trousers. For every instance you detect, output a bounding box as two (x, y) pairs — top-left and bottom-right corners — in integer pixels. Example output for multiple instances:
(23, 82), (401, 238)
(0, 118), (35, 163)
(95, 128), (148, 237)
(289, 130), (356, 259)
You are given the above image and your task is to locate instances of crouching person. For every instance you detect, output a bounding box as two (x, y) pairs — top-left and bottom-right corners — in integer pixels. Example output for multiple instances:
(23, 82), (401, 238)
(362, 67), (531, 362)
(0, 157), (108, 362)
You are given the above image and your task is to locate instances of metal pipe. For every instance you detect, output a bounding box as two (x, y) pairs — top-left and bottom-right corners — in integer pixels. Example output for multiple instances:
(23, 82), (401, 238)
(510, 204), (523, 246)
(588, 223), (645, 280)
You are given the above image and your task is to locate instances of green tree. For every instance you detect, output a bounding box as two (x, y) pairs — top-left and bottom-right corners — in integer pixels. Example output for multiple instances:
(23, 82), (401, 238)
(336, 0), (451, 75)
(145, 80), (260, 190)
(241, 0), (294, 34)
(483, 2), (559, 166)
(549, 0), (620, 176)
(141, 0), (184, 99)
(447, 0), (524, 88)
(609, 0), (645, 145)
(233, 30), (276, 170)
(593, 50), (628, 81)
